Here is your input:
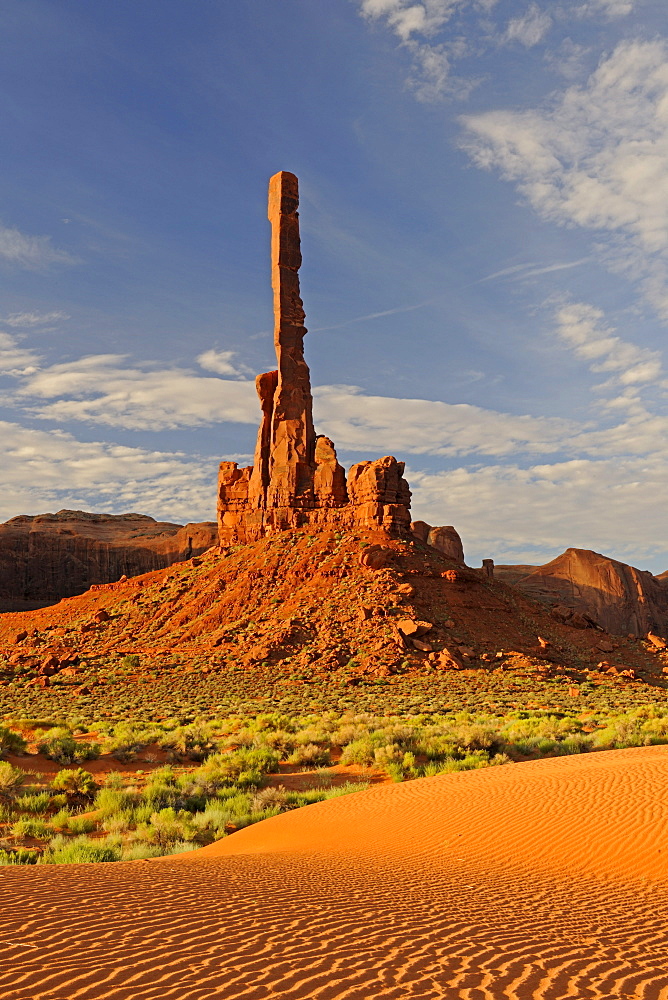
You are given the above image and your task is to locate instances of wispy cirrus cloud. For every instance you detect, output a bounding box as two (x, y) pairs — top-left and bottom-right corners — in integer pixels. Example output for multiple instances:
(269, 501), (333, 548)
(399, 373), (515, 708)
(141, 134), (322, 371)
(0, 224), (77, 269)
(4, 311), (69, 328)
(503, 3), (551, 48)
(554, 301), (663, 390)
(460, 40), (668, 318)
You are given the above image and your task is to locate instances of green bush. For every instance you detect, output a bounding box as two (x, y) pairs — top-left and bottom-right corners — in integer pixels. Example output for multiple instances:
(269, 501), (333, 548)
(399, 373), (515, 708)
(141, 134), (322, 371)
(136, 807), (196, 846)
(94, 786), (139, 817)
(121, 842), (164, 861)
(11, 817), (51, 840)
(121, 655), (141, 670)
(0, 847), (38, 865)
(51, 768), (98, 799)
(38, 728), (101, 764)
(286, 743), (330, 767)
(15, 791), (52, 814)
(0, 726), (27, 756)
(49, 808), (72, 830)
(44, 835), (121, 864)
(0, 761), (27, 797)
(67, 816), (96, 834)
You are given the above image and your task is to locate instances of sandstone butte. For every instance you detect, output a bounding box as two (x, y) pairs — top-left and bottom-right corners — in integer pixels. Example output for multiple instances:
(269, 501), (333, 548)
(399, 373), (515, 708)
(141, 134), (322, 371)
(0, 510), (217, 612)
(497, 546), (668, 637)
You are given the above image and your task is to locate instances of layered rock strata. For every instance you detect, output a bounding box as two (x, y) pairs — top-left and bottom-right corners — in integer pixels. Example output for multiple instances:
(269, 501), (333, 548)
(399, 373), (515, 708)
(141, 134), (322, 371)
(217, 171), (411, 544)
(0, 510), (217, 610)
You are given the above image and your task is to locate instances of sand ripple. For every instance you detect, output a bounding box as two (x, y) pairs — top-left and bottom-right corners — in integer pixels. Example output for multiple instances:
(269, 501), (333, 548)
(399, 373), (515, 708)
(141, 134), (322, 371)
(2, 747), (668, 999)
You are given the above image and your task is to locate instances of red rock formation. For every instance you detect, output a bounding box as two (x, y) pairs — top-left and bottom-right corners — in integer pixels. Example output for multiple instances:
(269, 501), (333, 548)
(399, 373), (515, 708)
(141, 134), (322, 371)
(0, 510), (218, 611)
(217, 171), (412, 543)
(410, 521), (465, 564)
(496, 548), (668, 637)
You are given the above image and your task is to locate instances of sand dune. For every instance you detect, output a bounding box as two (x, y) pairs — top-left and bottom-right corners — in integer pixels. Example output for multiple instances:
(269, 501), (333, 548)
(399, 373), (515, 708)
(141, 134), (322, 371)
(3, 747), (668, 999)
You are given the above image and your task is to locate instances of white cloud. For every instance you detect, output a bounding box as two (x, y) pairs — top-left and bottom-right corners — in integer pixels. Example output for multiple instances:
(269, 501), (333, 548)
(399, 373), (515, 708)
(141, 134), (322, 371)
(358, 0), (478, 100)
(576, 0), (636, 18)
(0, 224), (77, 269)
(504, 3), (551, 47)
(197, 348), (252, 377)
(410, 453), (668, 567)
(0, 420), (217, 525)
(0, 332), (41, 376)
(460, 40), (668, 317)
(4, 311), (69, 328)
(360, 0), (462, 41)
(314, 384), (575, 456)
(554, 301), (663, 388)
(11, 354), (258, 431)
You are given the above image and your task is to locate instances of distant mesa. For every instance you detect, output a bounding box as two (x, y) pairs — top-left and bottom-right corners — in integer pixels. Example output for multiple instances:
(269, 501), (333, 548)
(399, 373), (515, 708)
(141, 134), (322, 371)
(0, 510), (217, 611)
(217, 171), (412, 544)
(496, 547), (668, 637)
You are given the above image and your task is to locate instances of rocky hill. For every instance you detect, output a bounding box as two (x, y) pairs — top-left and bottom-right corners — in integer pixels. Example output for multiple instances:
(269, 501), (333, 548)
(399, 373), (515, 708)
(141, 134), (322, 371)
(0, 510), (217, 611)
(496, 548), (668, 637)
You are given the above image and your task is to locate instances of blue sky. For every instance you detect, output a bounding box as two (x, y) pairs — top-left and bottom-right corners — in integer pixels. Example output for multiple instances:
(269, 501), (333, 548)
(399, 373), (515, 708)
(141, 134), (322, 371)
(1, 0), (668, 570)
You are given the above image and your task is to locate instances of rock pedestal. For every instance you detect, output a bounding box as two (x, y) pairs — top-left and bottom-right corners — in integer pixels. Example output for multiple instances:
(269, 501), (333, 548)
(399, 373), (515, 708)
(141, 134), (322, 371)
(217, 171), (412, 544)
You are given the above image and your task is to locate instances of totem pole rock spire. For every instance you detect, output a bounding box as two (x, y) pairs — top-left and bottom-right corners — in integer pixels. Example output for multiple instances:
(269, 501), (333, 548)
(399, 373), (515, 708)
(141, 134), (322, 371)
(266, 171), (316, 506)
(217, 172), (412, 544)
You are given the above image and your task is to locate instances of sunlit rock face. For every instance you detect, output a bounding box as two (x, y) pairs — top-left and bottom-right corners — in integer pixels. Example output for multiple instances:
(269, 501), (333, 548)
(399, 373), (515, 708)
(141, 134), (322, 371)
(217, 172), (412, 544)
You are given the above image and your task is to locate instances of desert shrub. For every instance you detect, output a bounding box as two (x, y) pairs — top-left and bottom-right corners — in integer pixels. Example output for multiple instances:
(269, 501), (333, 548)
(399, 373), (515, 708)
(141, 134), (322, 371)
(94, 786), (139, 817)
(251, 786), (288, 811)
(340, 738), (375, 766)
(103, 723), (163, 762)
(101, 810), (134, 835)
(15, 791), (52, 814)
(330, 723), (371, 747)
(0, 726), (27, 756)
(186, 748), (279, 794)
(136, 807), (196, 847)
(51, 768), (97, 799)
(121, 842), (164, 861)
(49, 808), (72, 830)
(190, 801), (230, 839)
(164, 840), (200, 855)
(286, 743), (330, 767)
(261, 730), (298, 753)
(373, 744), (404, 767)
(11, 817), (51, 840)
(38, 728), (100, 764)
(121, 655), (141, 670)
(44, 835), (121, 864)
(67, 816), (96, 834)
(159, 724), (218, 761)
(0, 761), (27, 797)
(0, 847), (38, 865)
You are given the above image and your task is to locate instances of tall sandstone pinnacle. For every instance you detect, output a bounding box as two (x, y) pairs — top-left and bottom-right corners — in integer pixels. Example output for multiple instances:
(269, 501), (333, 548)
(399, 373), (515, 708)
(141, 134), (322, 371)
(217, 171), (411, 544)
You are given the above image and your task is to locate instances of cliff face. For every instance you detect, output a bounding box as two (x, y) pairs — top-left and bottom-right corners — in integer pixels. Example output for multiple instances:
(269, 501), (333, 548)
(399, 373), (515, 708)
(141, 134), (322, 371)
(496, 548), (668, 636)
(217, 171), (412, 544)
(0, 510), (218, 610)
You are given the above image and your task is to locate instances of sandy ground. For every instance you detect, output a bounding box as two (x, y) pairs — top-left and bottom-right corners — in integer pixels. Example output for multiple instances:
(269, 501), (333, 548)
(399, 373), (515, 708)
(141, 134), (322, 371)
(3, 746), (668, 999)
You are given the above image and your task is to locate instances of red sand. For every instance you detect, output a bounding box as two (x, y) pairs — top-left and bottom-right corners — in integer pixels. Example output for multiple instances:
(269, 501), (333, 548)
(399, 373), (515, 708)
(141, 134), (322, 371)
(3, 747), (668, 998)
